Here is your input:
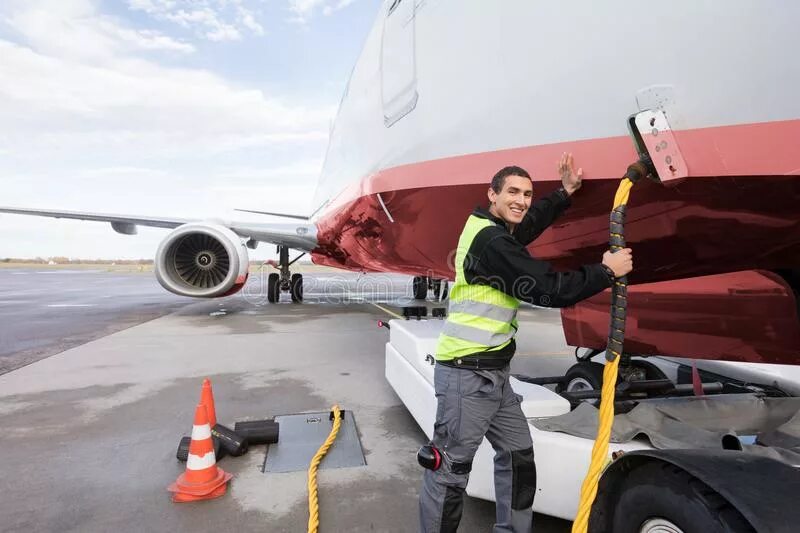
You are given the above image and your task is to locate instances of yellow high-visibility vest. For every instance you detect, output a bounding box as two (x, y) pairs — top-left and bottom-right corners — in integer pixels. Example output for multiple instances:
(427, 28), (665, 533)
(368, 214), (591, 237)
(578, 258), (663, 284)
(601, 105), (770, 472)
(436, 215), (520, 361)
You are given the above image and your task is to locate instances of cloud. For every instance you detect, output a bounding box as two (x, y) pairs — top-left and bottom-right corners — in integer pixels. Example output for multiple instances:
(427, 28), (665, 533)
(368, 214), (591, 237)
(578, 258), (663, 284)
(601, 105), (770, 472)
(4, 0), (194, 61)
(323, 0), (357, 17)
(0, 33), (334, 157)
(0, 0), (340, 259)
(128, 0), (265, 42)
(289, 0), (357, 24)
(237, 8), (265, 35)
(289, 0), (326, 20)
(115, 28), (195, 52)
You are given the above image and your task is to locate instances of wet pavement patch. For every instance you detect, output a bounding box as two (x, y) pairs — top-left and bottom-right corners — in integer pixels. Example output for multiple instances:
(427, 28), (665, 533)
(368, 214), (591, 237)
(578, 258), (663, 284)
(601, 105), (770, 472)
(263, 410), (366, 473)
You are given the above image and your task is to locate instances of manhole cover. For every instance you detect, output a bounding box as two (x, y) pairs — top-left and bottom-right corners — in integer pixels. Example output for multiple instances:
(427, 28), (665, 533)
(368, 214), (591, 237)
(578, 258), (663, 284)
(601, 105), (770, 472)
(263, 410), (366, 473)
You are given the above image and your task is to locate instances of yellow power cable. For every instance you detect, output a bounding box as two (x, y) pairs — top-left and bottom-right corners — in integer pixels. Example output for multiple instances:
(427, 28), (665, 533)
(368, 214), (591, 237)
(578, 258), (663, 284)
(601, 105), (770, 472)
(308, 404), (343, 533)
(571, 177), (634, 533)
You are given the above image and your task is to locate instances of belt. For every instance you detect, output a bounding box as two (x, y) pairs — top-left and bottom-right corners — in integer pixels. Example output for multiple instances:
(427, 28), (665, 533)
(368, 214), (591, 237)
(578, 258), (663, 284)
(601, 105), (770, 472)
(437, 356), (509, 370)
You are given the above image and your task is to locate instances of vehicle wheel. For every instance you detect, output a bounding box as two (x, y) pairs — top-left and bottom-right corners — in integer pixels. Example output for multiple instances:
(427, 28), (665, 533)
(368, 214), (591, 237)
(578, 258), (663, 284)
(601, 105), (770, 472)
(610, 462), (753, 533)
(290, 273), (303, 303)
(267, 273), (280, 303)
(412, 276), (427, 300)
(556, 361), (606, 393)
(432, 279), (448, 300)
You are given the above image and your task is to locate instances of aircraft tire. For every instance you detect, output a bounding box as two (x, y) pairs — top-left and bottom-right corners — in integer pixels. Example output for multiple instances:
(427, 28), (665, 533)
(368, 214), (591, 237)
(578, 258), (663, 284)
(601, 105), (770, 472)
(610, 461), (752, 533)
(432, 279), (448, 300)
(291, 273), (303, 303)
(267, 273), (280, 303)
(412, 276), (428, 300)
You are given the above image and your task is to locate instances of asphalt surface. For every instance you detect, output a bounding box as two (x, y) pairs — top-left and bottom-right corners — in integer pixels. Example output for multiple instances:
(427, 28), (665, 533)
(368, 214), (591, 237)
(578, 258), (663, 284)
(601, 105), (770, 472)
(0, 268), (191, 374)
(0, 267), (427, 374)
(0, 268), (574, 532)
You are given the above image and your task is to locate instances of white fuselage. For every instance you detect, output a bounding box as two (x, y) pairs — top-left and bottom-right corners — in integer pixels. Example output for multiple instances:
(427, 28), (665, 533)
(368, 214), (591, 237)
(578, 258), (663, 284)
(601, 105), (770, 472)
(313, 0), (800, 216)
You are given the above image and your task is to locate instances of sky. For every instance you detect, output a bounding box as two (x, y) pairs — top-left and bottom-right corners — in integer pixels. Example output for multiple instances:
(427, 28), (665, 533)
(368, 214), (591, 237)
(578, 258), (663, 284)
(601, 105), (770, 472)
(0, 0), (381, 260)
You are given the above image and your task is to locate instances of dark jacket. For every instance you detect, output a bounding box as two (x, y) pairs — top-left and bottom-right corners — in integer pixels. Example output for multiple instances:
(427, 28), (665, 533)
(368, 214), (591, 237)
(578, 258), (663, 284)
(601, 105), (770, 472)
(464, 188), (613, 308)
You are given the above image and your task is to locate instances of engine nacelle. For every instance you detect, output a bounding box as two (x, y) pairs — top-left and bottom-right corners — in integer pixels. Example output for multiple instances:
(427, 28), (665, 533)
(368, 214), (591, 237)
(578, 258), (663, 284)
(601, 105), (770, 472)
(155, 223), (249, 298)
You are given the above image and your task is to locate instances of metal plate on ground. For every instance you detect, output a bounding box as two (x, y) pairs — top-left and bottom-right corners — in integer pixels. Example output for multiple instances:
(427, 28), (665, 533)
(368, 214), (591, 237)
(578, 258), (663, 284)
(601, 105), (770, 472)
(263, 411), (366, 473)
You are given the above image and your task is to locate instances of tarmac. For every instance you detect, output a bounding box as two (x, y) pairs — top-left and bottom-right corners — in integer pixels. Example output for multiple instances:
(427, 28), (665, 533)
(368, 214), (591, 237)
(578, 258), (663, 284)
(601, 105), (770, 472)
(0, 267), (188, 373)
(0, 268), (575, 532)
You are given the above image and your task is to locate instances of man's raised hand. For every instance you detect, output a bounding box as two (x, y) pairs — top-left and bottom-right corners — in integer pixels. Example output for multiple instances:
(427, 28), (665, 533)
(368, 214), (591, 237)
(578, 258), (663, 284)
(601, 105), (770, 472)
(558, 152), (583, 195)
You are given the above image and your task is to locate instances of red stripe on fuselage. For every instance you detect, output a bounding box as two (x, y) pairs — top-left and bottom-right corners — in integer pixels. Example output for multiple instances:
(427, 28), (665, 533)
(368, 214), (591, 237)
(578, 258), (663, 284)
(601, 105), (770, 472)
(321, 118), (800, 215)
(313, 119), (800, 282)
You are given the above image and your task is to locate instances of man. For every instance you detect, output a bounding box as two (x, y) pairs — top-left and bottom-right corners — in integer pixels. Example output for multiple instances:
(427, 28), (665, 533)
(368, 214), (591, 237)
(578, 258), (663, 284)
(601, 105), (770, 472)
(418, 153), (633, 533)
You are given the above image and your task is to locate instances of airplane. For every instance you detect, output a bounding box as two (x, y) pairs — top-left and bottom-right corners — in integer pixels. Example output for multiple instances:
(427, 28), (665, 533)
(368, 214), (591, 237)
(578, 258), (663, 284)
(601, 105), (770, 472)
(2, 1), (799, 366)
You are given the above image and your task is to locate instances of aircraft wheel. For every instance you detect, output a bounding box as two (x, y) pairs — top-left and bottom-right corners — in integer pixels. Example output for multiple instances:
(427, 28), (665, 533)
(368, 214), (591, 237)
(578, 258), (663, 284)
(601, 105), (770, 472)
(267, 273), (280, 303)
(290, 273), (303, 303)
(556, 361), (606, 393)
(607, 462), (752, 533)
(432, 279), (448, 300)
(412, 276), (428, 300)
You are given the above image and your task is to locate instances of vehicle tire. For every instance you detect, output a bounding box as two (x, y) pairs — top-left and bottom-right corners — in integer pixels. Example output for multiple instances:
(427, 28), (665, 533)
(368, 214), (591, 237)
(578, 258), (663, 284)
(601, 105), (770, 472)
(412, 276), (427, 300)
(267, 273), (280, 303)
(556, 361), (606, 393)
(610, 462), (754, 533)
(290, 273), (303, 303)
(432, 279), (448, 300)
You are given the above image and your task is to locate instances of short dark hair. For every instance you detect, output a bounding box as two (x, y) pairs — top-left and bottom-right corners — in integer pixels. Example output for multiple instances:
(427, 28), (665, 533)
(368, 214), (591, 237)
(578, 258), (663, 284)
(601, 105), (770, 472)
(490, 165), (531, 193)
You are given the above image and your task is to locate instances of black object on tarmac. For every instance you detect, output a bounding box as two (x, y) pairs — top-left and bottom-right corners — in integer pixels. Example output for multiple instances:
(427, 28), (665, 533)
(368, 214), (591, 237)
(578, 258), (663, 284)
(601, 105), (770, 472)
(176, 434), (227, 462)
(211, 424), (249, 456)
(402, 306), (427, 320)
(234, 419), (280, 445)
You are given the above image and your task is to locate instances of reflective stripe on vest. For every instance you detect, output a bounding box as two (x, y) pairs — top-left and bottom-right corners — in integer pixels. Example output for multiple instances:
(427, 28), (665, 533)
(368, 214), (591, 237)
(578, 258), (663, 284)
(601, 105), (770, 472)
(448, 299), (517, 322)
(436, 214), (521, 361)
(441, 320), (515, 346)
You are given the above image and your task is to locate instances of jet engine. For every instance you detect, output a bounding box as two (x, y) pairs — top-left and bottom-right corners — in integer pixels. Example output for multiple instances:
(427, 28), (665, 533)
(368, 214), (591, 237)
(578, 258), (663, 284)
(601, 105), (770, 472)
(155, 223), (249, 298)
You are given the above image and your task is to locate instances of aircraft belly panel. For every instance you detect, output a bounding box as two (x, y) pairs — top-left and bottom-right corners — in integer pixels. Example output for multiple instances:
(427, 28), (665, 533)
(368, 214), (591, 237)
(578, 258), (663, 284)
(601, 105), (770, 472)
(561, 270), (800, 365)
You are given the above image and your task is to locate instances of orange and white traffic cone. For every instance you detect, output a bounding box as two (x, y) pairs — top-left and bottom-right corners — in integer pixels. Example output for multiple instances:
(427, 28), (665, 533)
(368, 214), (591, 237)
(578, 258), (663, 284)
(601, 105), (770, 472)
(200, 378), (217, 427)
(167, 402), (232, 502)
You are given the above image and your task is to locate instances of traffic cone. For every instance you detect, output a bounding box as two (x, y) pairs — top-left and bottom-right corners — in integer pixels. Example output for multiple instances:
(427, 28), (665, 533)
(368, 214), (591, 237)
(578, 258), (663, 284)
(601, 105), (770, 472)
(200, 378), (217, 427)
(167, 403), (232, 502)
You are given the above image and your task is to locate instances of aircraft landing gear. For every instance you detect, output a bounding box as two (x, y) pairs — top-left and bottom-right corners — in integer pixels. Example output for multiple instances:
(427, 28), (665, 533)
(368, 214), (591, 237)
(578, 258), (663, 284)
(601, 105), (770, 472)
(412, 276), (427, 300)
(432, 279), (448, 301)
(412, 276), (449, 301)
(290, 273), (303, 303)
(266, 246), (305, 303)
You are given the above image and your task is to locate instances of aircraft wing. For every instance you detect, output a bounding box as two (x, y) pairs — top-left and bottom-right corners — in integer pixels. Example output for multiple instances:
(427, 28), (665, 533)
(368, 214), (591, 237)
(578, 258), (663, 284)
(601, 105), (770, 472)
(0, 206), (318, 251)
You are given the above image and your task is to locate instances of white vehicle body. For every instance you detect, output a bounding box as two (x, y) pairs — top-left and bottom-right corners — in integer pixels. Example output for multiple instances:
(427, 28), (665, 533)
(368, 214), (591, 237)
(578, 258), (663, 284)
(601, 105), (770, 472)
(385, 317), (800, 528)
(384, 318), (652, 520)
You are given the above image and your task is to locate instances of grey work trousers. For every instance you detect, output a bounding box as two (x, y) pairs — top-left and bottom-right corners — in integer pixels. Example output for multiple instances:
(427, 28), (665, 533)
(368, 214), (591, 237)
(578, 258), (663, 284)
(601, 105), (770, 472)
(419, 363), (536, 533)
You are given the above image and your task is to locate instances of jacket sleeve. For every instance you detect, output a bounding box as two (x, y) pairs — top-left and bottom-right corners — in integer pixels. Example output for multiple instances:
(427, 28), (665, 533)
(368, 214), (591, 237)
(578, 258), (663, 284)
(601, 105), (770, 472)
(470, 230), (613, 308)
(513, 188), (571, 246)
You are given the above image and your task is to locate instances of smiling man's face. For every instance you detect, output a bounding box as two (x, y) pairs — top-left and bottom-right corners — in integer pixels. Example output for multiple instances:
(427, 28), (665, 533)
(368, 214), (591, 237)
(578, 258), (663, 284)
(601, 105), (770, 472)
(488, 174), (533, 226)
